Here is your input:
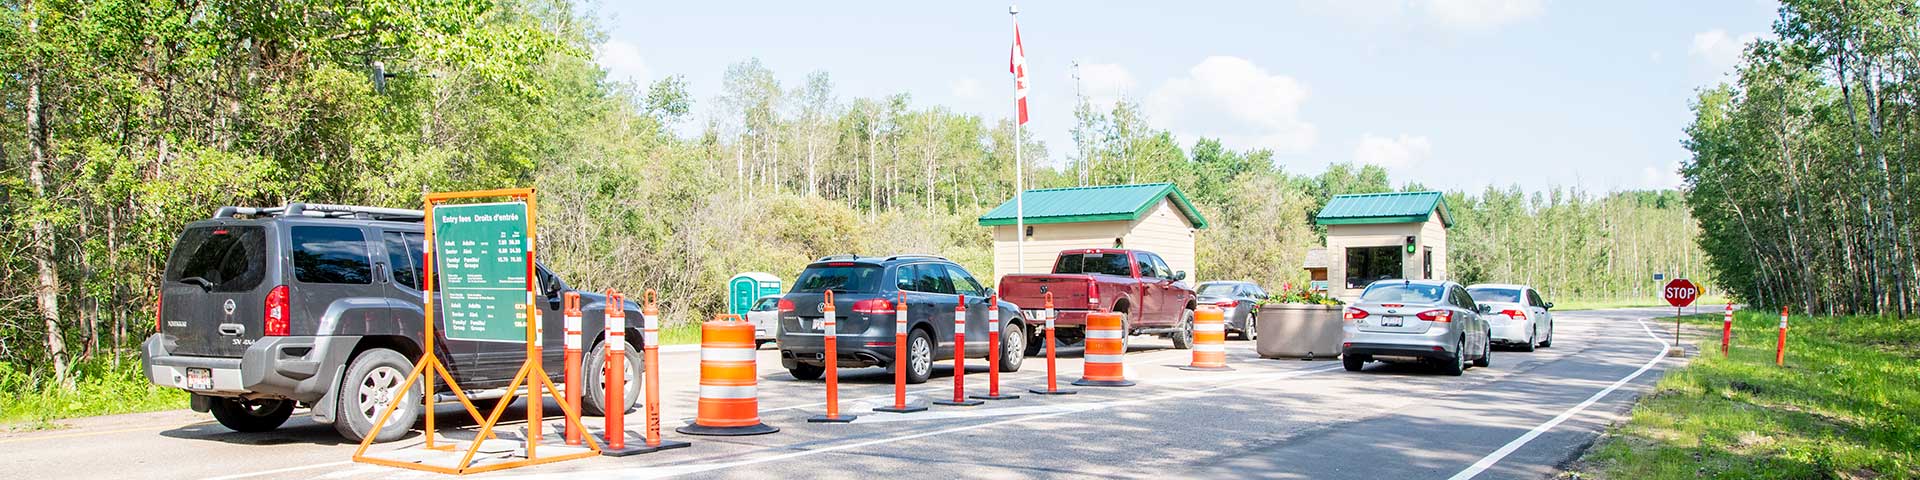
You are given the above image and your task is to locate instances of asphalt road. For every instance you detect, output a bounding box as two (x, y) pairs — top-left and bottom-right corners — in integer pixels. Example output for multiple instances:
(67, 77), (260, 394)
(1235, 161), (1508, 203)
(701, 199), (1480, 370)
(0, 307), (1684, 479)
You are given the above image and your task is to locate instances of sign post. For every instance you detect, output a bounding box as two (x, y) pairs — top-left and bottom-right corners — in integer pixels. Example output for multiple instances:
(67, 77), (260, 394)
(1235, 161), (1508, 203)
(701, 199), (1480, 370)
(1662, 278), (1699, 358)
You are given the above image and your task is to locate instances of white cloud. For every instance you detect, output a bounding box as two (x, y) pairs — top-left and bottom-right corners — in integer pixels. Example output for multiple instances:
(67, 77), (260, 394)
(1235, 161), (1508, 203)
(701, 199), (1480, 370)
(1144, 56), (1315, 153)
(1354, 134), (1434, 171)
(1077, 62), (1137, 109)
(594, 39), (648, 84)
(950, 78), (982, 100)
(1420, 0), (1546, 29)
(1641, 160), (1685, 190)
(1689, 29), (1760, 75)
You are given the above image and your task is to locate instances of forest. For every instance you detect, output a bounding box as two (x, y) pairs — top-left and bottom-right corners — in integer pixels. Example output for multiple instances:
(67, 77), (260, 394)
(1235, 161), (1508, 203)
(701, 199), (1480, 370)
(0, 0), (1707, 395)
(1683, 0), (1920, 316)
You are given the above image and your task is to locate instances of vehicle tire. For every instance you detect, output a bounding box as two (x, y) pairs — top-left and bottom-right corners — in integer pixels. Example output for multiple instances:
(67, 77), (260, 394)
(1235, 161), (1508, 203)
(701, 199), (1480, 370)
(211, 397), (294, 434)
(1518, 329), (1537, 352)
(581, 339), (642, 417)
(1242, 313), (1258, 341)
(1170, 309), (1195, 350)
(903, 328), (934, 384)
(787, 363), (825, 381)
(1342, 354), (1365, 372)
(1539, 326), (1553, 348)
(334, 348), (422, 442)
(1439, 338), (1465, 376)
(1473, 340), (1492, 368)
(999, 321), (1026, 372)
(1023, 328), (1045, 357)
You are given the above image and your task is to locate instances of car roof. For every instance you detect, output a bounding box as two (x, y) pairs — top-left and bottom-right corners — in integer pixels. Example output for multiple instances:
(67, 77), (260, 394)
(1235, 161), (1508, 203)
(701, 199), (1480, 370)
(1198, 281), (1253, 286)
(805, 254), (952, 268)
(1467, 283), (1529, 290)
(1368, 279), (1452, 287)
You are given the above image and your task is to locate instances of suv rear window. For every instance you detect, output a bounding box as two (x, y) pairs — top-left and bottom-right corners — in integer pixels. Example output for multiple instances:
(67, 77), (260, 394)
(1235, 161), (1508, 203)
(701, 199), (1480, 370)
(1053, 253), (1132, 276)
(792, 264), (883, 293)
(165, 226), (268, 292)
(292, 226), (372, 284)
(1360, 283), (1446, 304)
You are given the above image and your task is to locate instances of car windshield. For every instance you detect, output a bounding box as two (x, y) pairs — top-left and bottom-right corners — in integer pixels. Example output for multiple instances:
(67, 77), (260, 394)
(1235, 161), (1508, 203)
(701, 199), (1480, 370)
(1360, 283), (1446, 304)
(750, 298), (779, 311)
(1198, 283), (1239, 296)
(1468, 288), (1524, 303)
(1053, 253), (1132, 276)
(792, 264), (883, 293)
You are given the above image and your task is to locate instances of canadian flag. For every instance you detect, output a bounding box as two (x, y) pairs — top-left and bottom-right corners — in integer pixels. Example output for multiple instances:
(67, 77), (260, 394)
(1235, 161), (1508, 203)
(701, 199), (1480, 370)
(1010, 21), (1029, 125)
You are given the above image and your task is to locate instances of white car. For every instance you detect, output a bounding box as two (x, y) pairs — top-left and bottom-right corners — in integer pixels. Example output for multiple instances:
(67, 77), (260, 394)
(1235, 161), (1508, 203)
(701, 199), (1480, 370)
(1466, 283), (1554, 351)
(744, 294), (780, 348)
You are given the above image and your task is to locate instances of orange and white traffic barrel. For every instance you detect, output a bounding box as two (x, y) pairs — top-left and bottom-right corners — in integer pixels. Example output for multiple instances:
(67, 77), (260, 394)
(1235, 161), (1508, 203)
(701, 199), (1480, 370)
(1073, 311), (1135, 387)
(933, 295), (984, 406)
(1181, 306), (1232, 371)
(1028, 292), (1076, 395)
(676, 314), (779, 436)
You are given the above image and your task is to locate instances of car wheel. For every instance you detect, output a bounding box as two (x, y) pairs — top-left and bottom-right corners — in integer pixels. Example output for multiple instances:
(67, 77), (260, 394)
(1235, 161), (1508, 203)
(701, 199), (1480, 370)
(1439, 338), (1465, 376)
(1473, 339), (1492, 368)
(334, 348), (422, 442)
(999, 321), (1026, 372)
(904, 328), (934, 384)
(1519, 329), (1537, 352)
(788, 363), (825, 381)
(1170, 309), (1195, 350)
(581, 339), (642, 417)
(1244, 313), (1258, 341)
(1342, 354), (1365, 372)
(211, 397), (294, 434)
(1023, 328), (1046, 357)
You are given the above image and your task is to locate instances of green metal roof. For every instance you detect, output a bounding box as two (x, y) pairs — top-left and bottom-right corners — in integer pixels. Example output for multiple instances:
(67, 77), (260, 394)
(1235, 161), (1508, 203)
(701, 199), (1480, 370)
(1315, 191), (1453, 227)
(977, 183), (1209, 229)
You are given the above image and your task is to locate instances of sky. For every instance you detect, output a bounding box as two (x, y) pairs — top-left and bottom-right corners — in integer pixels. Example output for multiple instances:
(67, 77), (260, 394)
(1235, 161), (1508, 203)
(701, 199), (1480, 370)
(589, 0), (1781, 193)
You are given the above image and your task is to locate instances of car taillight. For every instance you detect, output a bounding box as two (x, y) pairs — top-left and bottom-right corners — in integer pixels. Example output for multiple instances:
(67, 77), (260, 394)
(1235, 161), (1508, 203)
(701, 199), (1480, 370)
(778, 299), (796, 313)
(1216, 300), (1239, 309)
(1416, 309), (1452, 323)
(264, 285), (290, 336)
(1344, 307), (1369, 320)
(852, 298), (893, 314)
(1088, 279), (1100, 308)
(1501, 309), (1527, 320)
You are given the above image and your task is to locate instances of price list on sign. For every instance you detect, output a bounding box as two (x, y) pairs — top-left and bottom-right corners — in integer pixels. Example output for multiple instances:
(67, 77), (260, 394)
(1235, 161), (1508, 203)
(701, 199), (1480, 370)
(433, 202), (533, 343)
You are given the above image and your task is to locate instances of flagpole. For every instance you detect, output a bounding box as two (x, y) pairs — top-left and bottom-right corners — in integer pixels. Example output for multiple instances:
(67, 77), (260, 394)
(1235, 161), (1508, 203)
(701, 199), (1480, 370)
(1011, 4), (1024, 275)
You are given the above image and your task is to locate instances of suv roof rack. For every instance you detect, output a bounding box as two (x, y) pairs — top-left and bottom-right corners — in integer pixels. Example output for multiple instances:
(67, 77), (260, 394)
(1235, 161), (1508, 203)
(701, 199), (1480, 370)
(814, 254), (861, 262)
(213, 203), (426, 222)
(884, 254), (948, 262)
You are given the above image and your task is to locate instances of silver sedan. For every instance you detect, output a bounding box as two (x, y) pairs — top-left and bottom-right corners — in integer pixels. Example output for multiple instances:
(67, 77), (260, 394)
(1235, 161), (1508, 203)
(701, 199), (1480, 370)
(1340, 279), (1493, 376)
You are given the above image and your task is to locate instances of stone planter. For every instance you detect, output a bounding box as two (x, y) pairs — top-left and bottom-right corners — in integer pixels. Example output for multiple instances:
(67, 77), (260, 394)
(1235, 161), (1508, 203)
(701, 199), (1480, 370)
(1254, 303), (1345, 359)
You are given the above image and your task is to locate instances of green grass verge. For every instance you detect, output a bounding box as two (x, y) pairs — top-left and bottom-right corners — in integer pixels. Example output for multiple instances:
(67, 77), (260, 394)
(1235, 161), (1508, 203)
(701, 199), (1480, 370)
(1553, 295), (1730, 312)
(659, 320), (703, 345)
(1573, 310), (1920, 479)
(0, 358), (187, 427)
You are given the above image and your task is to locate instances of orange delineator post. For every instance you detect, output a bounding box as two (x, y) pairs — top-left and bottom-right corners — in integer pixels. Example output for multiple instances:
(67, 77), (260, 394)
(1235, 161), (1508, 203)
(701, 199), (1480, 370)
(563, 292), (583, 445)
(1720, 301), (1733, 357)
(1181, 306), (1233, 371)
(1776, 306), (1789, 366)
(933, 295), (984, 406)
(604, 290), (690, 456)
(1029, 293), (1075, 395)
(971, 295), (1019, 401)
(875, 290), (928, 413)
(1074, 311), (1135, 387)
(602, 290), (632, 451)
(677, 314), (779, 436)
(809, 290), (857, 423)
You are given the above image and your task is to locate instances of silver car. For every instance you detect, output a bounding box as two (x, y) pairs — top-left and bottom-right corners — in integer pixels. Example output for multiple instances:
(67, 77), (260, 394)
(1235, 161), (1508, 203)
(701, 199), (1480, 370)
(1467, 283), (1554, 351)
(1340, 280), (1492, 376)
(744, 294), (780, 348)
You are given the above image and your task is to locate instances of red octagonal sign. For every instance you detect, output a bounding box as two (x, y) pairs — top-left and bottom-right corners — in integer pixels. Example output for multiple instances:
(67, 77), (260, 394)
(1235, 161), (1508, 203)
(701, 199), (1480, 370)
(1663, 278), (1699, 308)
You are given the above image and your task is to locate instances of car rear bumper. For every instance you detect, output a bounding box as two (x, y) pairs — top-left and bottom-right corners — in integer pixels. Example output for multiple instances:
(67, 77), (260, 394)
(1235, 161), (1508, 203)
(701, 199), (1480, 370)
(1488, 320), (1533, 344)
(1341, 342), (1456, 361)
(141, 334), (356, 404)
(1341, 326), (1458, 360)
(778, 332), (898, 369)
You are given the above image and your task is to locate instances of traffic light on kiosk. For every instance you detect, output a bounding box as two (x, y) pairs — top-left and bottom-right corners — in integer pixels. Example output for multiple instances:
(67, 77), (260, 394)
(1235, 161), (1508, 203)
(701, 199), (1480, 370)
(1405, 235), (1417, 254)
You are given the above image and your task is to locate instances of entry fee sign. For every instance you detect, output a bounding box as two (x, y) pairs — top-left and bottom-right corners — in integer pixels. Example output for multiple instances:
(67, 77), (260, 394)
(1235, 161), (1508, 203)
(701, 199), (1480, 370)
(1663, 279), (1699, 308)
(434, 202), (532, 343)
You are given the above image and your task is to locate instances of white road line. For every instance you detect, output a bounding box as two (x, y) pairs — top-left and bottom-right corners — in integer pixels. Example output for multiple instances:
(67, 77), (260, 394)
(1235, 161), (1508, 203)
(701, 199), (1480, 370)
(528, 364), (1345, 480)
(203, 460), (354, 480)
(1445, 315), (1672, 480)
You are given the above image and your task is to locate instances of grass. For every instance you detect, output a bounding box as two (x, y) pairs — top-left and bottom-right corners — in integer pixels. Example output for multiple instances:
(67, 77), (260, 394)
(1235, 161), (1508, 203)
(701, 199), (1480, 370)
(1553, 295), (1731, 312)
(1571, 310), (1920, 479)
(0, 358), (186, 428)
(659, 320), (703, 345)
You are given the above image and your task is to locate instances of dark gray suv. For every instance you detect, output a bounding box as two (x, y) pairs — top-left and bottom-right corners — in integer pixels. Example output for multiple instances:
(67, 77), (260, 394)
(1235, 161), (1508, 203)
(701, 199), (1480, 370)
(777, 255), (1029, 384)
(142, 203), (645, 442)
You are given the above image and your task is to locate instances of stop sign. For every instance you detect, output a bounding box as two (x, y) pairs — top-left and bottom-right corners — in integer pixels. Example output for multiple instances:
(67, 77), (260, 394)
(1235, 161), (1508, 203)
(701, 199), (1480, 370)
(1663, 279), (1699, 307)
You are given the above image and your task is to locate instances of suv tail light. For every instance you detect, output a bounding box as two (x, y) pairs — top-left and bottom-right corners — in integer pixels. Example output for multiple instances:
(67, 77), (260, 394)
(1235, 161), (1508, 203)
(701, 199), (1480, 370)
(264, 285), (291, 336)
(1500, 309), (1527, 320)
(852, 298), (893, 314)
(1215, 300), (1239, 309)
(1416, 309), (1452, 323)
(1088, 279), (1101, 308)
(777, 299), (796, 313)
(1344, 307), (1369, 320)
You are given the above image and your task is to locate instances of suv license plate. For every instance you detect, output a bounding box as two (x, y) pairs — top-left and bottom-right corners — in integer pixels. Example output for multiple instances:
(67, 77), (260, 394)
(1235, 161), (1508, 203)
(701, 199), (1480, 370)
(1381, 316), (1404, 327)
(186, 368), (213, 390)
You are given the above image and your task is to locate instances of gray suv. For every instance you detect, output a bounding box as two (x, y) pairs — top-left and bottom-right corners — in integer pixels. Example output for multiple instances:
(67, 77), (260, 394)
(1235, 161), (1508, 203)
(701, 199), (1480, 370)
(143, 203), (645, 442)
(777, 255), (1029, 384)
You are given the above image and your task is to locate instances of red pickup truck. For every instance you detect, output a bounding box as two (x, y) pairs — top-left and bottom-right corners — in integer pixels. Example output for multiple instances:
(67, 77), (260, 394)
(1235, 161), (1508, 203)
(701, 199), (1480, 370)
(999, 248), (1197, 351)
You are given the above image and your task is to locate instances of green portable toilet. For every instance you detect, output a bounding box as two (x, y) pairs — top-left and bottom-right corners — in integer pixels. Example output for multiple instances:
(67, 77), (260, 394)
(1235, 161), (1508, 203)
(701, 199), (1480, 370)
(727, 272), (783, 317)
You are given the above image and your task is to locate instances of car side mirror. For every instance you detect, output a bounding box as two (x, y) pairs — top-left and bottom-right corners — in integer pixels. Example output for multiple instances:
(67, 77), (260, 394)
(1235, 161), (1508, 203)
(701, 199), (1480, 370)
(1544, 302), (1554, 310)
(1173, 271), (1187, 281)
(983, 288), (998, 299)
(1476, 304), (1492, 314)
